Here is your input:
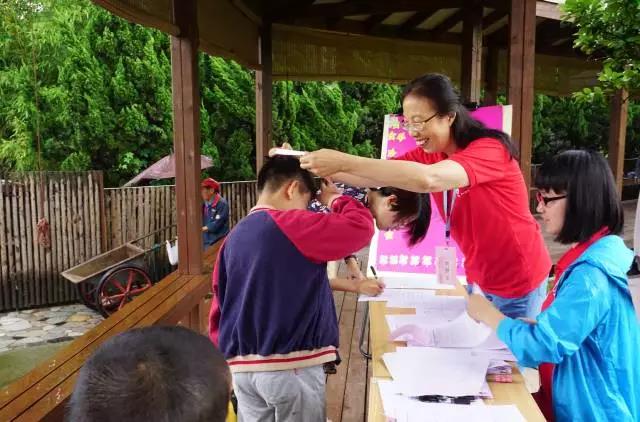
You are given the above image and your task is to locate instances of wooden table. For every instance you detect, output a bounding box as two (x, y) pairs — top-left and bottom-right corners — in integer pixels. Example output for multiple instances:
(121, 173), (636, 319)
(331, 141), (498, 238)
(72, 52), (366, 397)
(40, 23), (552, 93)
(366, 285), (546, 421)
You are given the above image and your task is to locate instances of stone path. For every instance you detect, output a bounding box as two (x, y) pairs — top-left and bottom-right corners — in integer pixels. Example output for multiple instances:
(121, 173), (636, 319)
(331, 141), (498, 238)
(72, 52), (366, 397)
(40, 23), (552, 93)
(0, 305), (103, 353)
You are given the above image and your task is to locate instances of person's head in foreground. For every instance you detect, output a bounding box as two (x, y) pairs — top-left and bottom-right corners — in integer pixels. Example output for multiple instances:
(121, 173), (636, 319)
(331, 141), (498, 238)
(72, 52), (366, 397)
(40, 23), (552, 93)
(401, 73), (516, 157)
(68, 326), (231, 422)
(201, 177), (221, 202)
(535, 149), (623, 243)
(257, 155), (317, 210)
(366, 187), (430, 246)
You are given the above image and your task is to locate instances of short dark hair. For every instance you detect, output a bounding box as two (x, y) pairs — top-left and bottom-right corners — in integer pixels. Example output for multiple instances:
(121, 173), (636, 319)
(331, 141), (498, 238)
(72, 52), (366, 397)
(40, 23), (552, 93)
(373, 187), (431, 246)
(535, 150), (623, 244)
(257, 155), (317, 194)
(402, 73), (517, 159)
(68, 326), (230, 422)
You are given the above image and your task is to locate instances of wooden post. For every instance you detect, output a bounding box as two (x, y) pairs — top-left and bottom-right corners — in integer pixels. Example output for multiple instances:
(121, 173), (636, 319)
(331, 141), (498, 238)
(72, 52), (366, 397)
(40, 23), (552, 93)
(507, 0), (536, 190)
(171, 0), (203, 275)
(255, 23), (273, 172)
(608, 89), (628, 196)
(484, 46), (499, 105)
(461, 3), (483, 104)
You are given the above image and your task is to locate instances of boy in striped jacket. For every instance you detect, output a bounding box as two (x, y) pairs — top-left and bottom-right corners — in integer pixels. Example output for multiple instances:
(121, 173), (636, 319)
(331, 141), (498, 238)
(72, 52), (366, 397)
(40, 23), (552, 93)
(209, 156), (374, 422)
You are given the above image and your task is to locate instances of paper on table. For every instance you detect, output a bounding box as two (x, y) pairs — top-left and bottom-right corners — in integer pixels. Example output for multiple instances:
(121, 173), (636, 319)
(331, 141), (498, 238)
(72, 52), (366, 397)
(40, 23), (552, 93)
(401, 402), (525, 422)
(389, 311), (492, 348)
(478, 331), (509, 350)
(376, 379), (486, 422)
(380, 275), (455, 290)
(382, 347), (490, 397)
(270, 148), (306, 156)
(358, 288), (435, 305)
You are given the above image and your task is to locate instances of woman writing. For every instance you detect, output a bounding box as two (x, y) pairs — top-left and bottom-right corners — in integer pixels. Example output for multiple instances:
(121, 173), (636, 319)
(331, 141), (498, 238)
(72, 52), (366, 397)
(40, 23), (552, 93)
(299, 73), (551, 319)
(468, 150), (640, 421)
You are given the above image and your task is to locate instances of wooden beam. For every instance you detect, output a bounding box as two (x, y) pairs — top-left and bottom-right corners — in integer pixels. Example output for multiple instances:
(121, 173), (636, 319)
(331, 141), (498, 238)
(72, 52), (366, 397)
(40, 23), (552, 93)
(461, 4), (483, 104)
(507, 0), (536, 190)
(398, 9), (439, 32)
(299, 18), (463, 45)
(482, 9), (506, 29)
(364, 13), (390, 33)
(536, 0), (563, 21)
(171, 0), (202, 276)
(255, 23), (273, 172)
(608, 89), (629, 196)
(484, 45), (500, 105)
(274, 0), (507, 21)
(431, 9), (465, 35)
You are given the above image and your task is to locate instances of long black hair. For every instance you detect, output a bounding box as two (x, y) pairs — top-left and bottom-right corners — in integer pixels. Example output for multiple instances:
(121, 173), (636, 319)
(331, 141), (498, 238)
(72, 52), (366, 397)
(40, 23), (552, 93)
(535, 150), (623, 244)
(402, 73), (518, 158)
(372, 187), (431, 246)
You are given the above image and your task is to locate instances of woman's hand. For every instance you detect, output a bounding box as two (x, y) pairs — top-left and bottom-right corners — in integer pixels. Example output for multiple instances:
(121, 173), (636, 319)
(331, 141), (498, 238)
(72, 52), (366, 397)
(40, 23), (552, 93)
(467, 294), (506, 331)
(316, 179), (342, 207)
(357, 279), (385, 296)
(300, 149), (350, 177)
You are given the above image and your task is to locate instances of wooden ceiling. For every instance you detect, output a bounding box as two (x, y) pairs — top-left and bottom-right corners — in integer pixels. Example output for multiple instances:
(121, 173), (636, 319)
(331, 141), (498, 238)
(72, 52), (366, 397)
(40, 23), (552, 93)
(239, 0), (579, 57)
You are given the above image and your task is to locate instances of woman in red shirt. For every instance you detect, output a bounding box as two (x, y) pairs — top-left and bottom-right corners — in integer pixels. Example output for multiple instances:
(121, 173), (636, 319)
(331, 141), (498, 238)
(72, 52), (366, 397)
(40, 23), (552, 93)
(300, 73), (551, 319)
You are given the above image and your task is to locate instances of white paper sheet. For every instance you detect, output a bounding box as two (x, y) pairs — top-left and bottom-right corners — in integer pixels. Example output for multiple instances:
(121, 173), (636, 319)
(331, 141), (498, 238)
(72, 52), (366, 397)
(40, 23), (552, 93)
(382, 347), (490, 397)
(376, 378), (486, 422)
(270, 148), (306, 156)
(389, 311), (492, 348)
(358, 288), (435, 306)
(380, 275), (455, 290)
(402, 402), (525, 422)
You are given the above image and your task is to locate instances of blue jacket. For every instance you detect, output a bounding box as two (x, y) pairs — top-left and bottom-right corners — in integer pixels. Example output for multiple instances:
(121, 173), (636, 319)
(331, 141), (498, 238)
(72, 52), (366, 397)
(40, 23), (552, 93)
(203, 196), (229, 248)
(498, 235), (640, 421)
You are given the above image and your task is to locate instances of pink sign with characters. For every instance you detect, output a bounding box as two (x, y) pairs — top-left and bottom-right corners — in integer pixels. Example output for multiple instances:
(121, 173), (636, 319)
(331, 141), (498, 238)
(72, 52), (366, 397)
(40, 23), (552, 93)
(367, 105), (512, 280)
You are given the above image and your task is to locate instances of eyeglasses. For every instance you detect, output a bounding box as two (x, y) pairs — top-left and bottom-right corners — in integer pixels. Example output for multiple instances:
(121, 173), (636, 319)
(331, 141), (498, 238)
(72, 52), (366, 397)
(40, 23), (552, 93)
(536, 191), (566, 206)
(401, 113), (439, 131)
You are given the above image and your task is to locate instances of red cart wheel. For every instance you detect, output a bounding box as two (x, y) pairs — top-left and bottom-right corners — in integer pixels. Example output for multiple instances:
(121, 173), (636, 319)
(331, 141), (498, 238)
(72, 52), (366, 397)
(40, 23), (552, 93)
(96, 265), (153, 317)
(76, 282), (99, 310)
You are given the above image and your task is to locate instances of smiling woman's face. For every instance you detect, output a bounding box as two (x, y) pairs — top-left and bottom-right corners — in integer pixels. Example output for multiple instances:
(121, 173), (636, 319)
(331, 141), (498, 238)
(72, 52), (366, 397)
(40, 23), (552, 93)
(402, 94), (454, 154)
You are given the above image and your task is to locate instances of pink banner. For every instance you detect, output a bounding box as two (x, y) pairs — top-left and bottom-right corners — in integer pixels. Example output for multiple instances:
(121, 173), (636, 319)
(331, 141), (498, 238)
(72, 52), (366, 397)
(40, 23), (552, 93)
(368, 106), (511, 278)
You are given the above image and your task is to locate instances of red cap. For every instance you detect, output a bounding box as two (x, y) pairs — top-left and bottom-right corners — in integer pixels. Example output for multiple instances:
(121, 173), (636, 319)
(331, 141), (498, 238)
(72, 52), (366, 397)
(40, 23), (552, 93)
(201, 178), (220, 191)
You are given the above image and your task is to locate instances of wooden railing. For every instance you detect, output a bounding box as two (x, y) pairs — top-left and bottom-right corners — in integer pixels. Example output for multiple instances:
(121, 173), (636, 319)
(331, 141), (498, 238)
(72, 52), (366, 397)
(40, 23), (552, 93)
(0, 241), (222, 421)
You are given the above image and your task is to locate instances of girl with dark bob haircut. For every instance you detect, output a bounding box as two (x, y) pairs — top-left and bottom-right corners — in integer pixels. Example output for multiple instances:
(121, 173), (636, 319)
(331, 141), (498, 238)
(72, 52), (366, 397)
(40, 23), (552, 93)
(535, 150), (623, 244)
(469, 150), (640, 421)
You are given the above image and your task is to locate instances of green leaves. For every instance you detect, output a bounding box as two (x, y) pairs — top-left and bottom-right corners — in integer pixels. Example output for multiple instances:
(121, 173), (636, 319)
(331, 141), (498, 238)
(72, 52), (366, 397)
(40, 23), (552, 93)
(563, 0), (640, 92)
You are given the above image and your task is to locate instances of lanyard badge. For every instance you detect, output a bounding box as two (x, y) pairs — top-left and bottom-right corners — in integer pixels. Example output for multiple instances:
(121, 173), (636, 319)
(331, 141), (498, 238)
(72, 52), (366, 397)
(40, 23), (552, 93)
(435, 189), (458, 286)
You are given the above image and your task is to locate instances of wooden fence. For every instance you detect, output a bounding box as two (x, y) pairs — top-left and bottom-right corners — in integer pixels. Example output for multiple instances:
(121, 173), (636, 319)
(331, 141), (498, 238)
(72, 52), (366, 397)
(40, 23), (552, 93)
(0, 175), (258, 312)
(0, 172), (105, 312)
(103, 180), (257, 249)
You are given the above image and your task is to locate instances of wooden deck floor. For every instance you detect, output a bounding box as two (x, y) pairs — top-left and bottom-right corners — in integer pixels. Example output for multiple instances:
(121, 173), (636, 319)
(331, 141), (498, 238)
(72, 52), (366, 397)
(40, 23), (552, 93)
(326, 247), (372, 422)
(327, 200), (639, 422)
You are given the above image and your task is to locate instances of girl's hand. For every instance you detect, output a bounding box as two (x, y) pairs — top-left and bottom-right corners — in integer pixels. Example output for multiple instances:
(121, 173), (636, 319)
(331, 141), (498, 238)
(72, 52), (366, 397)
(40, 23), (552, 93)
(345, 258), (365, 281)
(317, 179), (342, 207)
(300, 149), (349, 177)
(357, 279), (385, 296)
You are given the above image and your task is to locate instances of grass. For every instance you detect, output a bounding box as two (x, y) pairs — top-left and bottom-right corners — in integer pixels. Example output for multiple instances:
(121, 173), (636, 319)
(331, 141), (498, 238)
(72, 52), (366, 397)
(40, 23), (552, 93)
(0, 341), (71, 388)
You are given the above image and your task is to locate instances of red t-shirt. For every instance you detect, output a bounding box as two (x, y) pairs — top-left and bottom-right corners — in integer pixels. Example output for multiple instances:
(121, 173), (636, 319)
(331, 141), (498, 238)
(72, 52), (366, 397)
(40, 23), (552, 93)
(397, 138), (551, 298)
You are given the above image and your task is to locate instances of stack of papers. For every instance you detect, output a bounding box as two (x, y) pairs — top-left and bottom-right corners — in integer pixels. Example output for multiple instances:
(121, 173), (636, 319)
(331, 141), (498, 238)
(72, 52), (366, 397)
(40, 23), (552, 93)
(382, 347), (490, 397)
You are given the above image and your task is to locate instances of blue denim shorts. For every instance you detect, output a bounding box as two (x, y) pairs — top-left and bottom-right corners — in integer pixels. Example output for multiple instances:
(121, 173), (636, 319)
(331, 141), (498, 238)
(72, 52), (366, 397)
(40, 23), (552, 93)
(470, 279), (549, 320)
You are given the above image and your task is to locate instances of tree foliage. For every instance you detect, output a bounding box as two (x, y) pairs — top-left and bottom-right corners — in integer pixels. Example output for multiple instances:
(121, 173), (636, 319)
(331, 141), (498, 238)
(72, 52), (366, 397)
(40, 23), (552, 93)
(563, 0), (640, 92)
(0, 0), (638, 186)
